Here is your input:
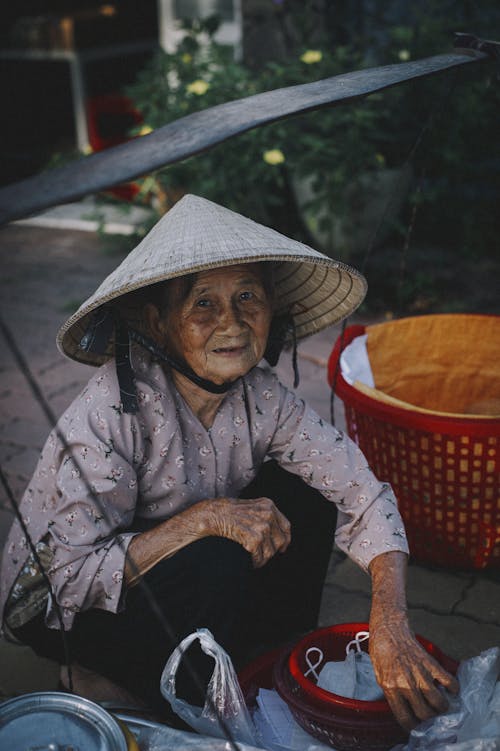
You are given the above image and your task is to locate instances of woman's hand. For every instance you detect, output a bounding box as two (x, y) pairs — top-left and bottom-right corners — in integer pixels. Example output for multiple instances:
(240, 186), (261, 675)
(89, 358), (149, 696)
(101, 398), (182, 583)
(368, 551), (459, 730)
(197, 496), (291, 568)
(369, 609), (459, 730)
(125, 496), (290, 586)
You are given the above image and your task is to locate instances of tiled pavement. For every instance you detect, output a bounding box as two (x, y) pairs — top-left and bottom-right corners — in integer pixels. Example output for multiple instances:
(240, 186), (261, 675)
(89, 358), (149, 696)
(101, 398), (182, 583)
(0, 222), (498, 699)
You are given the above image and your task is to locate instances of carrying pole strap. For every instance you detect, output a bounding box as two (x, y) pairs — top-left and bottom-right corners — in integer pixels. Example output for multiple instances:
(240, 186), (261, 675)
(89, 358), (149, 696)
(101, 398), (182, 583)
(0, 34), (495, 226)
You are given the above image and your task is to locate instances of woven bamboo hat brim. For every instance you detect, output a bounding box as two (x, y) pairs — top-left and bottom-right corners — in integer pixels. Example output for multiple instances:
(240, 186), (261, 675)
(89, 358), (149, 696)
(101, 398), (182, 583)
(57, 194), (367, 366)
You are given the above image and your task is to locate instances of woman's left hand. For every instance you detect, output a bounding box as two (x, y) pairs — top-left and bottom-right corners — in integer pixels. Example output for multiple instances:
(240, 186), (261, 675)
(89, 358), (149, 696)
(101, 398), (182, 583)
(369, 610), (459, 731)
(368, 551), (459, 731)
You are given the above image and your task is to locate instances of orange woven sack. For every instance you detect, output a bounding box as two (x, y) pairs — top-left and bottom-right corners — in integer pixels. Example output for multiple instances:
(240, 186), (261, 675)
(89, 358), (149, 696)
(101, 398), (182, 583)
(364, 314), (500, 417)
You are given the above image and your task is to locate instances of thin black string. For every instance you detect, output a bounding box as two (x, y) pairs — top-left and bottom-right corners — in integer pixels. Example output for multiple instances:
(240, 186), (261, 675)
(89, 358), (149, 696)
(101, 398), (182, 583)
(0, 464), (74, 691)
(290, 319), (300, 389)
(361, 68), (459, 277)
(397, 171), (424, 306)
(330, 318), (347, 427)
(0, 312), (240, 749)
(331, 73), (458, 425)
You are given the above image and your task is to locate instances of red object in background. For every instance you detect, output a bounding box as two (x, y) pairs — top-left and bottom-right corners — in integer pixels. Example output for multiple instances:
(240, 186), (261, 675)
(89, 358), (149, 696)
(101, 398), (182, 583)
(327, 321), (500, 570)
(86, 94), (144, 201)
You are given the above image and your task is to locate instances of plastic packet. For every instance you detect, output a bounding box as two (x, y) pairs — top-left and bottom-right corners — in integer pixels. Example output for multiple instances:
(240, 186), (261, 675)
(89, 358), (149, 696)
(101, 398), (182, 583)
(306, 630), (384, 701)
(160, 628), (259, 747)
(132, 723), (264, 751)
(391, 646), (500, 751)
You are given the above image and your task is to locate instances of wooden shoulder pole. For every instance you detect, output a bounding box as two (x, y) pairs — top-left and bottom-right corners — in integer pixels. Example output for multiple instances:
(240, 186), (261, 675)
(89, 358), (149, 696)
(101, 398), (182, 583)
(0, 35), (494, 226)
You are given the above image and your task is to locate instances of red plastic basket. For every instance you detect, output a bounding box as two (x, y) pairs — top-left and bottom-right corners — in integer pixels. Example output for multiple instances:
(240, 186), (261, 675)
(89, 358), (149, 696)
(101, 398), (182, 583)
(238, 643), (407, 751)
(277, 623), (457, 751)
(274, 649), (405, 751)
(328, 322), (500, 569)
(289, 623), (457, 710)
(238, 644), (285, 708)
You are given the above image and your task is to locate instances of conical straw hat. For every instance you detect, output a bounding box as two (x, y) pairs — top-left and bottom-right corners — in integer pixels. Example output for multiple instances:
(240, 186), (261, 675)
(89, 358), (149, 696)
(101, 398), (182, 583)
(58, 194), (367, 366)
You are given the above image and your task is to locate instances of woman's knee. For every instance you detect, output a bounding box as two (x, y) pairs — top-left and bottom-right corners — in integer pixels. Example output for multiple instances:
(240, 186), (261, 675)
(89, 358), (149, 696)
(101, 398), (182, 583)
(188, 536), (253, 586)
(140, 536), (252, 602)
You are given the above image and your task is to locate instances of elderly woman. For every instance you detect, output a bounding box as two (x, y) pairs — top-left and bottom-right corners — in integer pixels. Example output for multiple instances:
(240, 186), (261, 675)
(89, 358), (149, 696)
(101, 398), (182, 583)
(0, 195), (457, 731)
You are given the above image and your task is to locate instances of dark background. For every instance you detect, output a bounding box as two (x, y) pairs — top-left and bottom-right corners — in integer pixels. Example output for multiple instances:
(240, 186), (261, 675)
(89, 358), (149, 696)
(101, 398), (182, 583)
(0, 1), (159, 185)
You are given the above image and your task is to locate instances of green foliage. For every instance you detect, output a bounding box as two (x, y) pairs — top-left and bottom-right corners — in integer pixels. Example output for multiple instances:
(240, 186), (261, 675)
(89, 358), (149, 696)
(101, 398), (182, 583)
(125, 14), (390, 247)
(122, 4), (499, 278)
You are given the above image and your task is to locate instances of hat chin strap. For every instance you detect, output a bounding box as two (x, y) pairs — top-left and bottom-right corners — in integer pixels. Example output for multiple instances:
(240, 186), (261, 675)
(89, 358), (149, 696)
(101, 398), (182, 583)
(80, 309), (239, 414)
(80, 308), (298, 414)
(128, 327), (239, 396)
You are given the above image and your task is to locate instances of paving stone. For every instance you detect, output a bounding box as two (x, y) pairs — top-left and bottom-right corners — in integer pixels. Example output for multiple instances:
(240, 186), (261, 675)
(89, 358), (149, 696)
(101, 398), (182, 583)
(0, 474), (31, 513)
(0, 444), (41, 481)
(0, 417), (51, 452)
(319, 585), (371, 626)
(407, 608), (500, 662)
(0, 393), (44, 425)
(275, 351), (333, 424)
(0, 438), (41, 508)
(406, 563), (474, 613)
(324, 553), (372, 595)
(454, 576), (500, 624)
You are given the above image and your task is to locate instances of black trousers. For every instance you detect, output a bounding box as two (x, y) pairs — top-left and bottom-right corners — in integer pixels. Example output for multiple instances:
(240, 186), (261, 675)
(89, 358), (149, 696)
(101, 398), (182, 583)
(15, 461), (337, 718)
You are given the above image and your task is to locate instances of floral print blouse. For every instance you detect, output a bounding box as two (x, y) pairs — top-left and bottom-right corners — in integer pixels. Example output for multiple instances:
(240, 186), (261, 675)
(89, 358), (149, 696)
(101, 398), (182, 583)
(0, 346), (408, 632)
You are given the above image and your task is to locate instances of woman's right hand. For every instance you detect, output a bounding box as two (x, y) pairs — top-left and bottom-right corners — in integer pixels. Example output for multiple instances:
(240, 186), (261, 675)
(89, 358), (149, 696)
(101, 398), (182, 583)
(125, 496), (291, 586)
(196, 497), (291, 568)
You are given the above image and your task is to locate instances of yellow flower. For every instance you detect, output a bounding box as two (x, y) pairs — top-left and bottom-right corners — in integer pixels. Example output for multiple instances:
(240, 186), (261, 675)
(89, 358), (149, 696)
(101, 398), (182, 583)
(300, 50), (323, 64)
(398, 49), (411, 61)
(263, 149), (285, 165)
(181, 53), (193, 64)
(138, 125), (153, 136)
(186, 79), (210, 95)
(375, 153), (386, 167)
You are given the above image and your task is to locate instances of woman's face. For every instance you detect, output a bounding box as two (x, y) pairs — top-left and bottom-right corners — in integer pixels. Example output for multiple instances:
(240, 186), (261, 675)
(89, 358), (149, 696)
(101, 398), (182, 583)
(153, 265), (273, 385)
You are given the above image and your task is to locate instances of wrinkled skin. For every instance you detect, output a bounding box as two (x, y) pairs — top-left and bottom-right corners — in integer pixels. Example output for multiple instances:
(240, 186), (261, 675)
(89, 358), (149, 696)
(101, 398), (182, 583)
(146, 264), (273, 388)
(197, 496), (291, 568)
(133, 266), (459, 731)
(127, 265), (286, 581)
(368, 551), (459, 730)
(125, 495), (291, 585)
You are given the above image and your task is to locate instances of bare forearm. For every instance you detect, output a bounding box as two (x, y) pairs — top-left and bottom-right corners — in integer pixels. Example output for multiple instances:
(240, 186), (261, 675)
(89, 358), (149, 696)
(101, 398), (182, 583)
(124, 493), (291, 586)
(367, 549), (458, 729)
(124, 501), (210, 586)
(368, 550), (408, 623)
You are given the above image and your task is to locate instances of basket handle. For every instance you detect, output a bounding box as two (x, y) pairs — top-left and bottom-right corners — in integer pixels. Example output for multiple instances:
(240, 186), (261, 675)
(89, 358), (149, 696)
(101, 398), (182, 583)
(346, 630), (370, 655)
(304, 647), (324, 681)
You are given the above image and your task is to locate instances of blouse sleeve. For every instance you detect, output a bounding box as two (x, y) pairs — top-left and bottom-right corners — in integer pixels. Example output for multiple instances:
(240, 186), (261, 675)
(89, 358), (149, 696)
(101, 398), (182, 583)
(266, 379), (409, 571)
(44, 391), (142, 629)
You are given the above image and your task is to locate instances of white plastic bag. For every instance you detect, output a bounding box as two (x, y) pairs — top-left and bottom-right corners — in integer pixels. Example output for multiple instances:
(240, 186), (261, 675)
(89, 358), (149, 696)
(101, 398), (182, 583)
(339, 333), (375, 387)
(160, 628), (259, 747)
(391, 647), (500, 751)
